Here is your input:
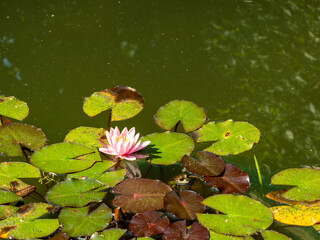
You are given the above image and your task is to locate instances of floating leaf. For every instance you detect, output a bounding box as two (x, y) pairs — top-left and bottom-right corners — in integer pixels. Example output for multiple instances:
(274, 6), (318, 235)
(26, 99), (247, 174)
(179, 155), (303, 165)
(112, 178), (172, 212)
(0, 203), (59, 239)
(129, 211), (170, 237)
(162, 221), (209, 240)
(261, 230), (292, 240)
(181, 151), (225, 176)
(59, 203), (112, 237)
(47, 231), (69, 240)
(313, 224), (320, 231)
(30, 142), (99, 174)
(269, 204), (320, 226)
(90, 228), (127, 240)
(164, 190), (205, 220)
(141, 132), (194, 165)
(83, 86), (144, 121)
(209, 230), (248, 239)
(0, 190), (21, 204)
(0, 205), (19, 220)
(0, 96), (29, 121)
(203, 164), (250, 194)
(155, 100), (206, 132)
(197, 195), (273, 236)
(0, 162), (41, 192)
(46, 178), (106, 207)
(0, 123), (46, 156)
(193, 120), (260, 155)
(270, 168), (320, 202)
(265, 189), (320, 206)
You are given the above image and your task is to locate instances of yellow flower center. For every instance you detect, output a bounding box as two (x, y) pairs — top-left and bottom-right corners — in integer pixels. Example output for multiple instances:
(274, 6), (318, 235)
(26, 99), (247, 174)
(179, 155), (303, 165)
(116, 136), (127, 142)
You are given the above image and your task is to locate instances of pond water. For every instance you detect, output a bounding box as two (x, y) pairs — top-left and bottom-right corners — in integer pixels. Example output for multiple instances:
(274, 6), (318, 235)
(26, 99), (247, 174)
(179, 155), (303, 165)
(1, 1), (320, 238)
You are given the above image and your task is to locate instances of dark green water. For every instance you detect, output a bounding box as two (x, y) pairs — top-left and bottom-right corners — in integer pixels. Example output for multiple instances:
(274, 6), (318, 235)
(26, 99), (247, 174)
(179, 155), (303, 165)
(1, 1), (320, 238)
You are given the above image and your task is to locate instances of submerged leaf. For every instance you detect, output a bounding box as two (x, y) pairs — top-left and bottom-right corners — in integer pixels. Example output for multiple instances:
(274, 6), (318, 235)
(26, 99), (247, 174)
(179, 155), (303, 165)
(0, 123), (46, 156)
(193, 120), (260, 155)
(0, 96), (29, 121)
(112, 178), (172, 212)
(155, 100), (206, 132)
(141, 132), (194, 165)
(197, 194), (273, 236)
(59, 203), (112, 237)
(162, 221), (209, 240)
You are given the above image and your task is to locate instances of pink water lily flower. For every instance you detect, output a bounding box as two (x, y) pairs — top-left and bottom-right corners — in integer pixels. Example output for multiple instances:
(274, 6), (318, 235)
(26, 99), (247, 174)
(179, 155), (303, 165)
(99, 127), (150, 161)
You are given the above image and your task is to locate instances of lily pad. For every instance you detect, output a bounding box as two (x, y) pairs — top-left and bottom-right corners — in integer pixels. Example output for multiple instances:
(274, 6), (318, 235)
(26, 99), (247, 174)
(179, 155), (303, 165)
(209, 230), (247, 240)
(261, 230), (292, 240)
(269, 203), (320, 226)
(0, 190), (21, 204)
(46, 178), (106, 207)
(181, 151), (225, 176)
(141, 132), (194, 165)
(83, 86), (144, 121)
(112, 178), (172, 212)
(129, 211), (170, 237)
(193, 120), (260, 155)
(30, 142), (99, 174)
(164, 190), (205, 220)
(0, 96), (29, 121)
(59, 203), (112, 237)
(270, 168), (320, 202)
(64, 126), (105, 149)
(0, 162), (41, 192)
(0, 205), (19, 220)
(90, 228), (127, 240)
(197, 194), (273, 236)
(0, 123), (46, 156)
(162, 221), (209, 240)
(155, 100), (206, 132)
(203, 164), (250, 194)
(0, 203), (59, 239)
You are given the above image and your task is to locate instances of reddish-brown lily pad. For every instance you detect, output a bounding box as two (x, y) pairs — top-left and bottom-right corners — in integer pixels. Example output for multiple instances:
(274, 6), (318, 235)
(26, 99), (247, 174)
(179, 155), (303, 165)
(128, 211), (170, 237)
(164, 190), (205, 220)
(112, 178), (172, 212)
(162, 221), (209, 240)
(203, 164), (250, 194)
(181, 151), (225, 176)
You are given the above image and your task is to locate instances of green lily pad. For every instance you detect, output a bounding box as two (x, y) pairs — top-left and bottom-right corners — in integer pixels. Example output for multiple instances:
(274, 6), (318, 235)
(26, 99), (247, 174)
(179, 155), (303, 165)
(313, 224), (320, 231)
(209, 230), (249, 240)
(0, 162), (41, 192)
(64, 126), (105, 148)
(0, 123), (46, 156)
(0, 203), (59, 239)
(0, 205), (19, 220)
(59, 203), (112, 237)
(90, 228), (127, 240)
(46, 178), (106, 207)
(261, 230), (292, 240)
(193, 120), (260, 155)
(141, 132), (194, 165)
(83, 86), (144, 121)
(0, 96), (29, 121)
(155, 100), (206, 132)
(30, 142), (100, 174)
(270, 168), (320, 202)
(0, 190), (21, 204)
(197, 194), (273, 236)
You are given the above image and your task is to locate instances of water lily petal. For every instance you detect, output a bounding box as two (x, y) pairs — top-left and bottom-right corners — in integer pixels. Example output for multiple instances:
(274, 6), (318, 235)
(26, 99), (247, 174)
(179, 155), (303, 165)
(122, 155), (136, 161)
(121, 127), (128, 139)
(114, 126), (120, 137)
(99, 147), (117, 155)
(128, 127), (135, 139)
(131, 153), (149, 159)
(129, 140), (150, 154)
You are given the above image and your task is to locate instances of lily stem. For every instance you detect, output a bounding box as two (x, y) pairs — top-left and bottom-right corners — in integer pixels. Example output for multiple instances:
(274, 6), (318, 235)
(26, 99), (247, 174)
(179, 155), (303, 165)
(173, 120), (180, 132)
(20, 144), (30, 163)
(143, 163), (153, 178)
(114, 158), (121, 170)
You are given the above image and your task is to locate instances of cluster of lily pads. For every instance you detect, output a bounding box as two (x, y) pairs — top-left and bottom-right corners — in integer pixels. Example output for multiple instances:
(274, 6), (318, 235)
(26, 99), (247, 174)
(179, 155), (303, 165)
(0, 86), (319, 240)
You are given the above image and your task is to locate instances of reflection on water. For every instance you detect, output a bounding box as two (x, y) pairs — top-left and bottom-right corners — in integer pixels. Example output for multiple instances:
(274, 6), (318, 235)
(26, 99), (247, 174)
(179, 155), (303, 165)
(1, 1), (320, 237)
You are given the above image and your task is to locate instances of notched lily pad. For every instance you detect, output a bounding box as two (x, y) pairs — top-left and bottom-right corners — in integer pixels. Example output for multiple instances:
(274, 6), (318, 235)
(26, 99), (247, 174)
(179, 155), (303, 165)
(30, 142), (100, 174)
(162, 220), (209, 240)
(59, 203), (112, 237)
(270, 168), (320, 202)
(193, 120), (260, 155)
(155, 100), (206, 132)
(112, 178), (172, 212)
(197, 194), (273, 236)
(0, 203), (59, 239)
(0, 190), (21, 204)
(141, 132), (194, 165)
(0, 96), (29, 121)
(46, 178), (106, 207)
(83, 86), (144, 121)
(181, 151), (225, 176)
(0, 205), (19, 220)
(0, 123), (46, 156)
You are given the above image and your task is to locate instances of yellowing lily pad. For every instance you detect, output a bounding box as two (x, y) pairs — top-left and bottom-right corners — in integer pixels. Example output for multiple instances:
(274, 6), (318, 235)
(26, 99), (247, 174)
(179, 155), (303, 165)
(0, 123), (46, 156)
(193, 120), (260, 155)
(0, 96), (29, 121)
(155, 100), (206, 132)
